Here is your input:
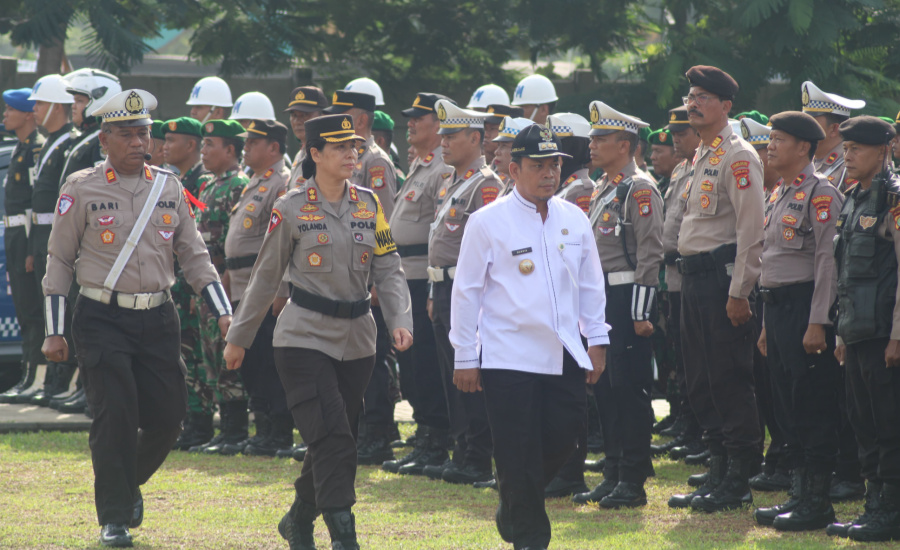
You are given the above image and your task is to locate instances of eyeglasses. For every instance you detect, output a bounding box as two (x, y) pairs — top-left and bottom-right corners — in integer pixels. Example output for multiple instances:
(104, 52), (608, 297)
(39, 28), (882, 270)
(682, 93), (717, 106)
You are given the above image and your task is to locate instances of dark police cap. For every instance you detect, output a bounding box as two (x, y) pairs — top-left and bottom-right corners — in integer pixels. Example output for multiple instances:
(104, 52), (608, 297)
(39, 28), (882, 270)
(240, 119), (289, 144)
(666, 106), (690, 131)
(401, 93), (456, 118)
(305, 113), (364, 143)
(839, 115), (896, 145)
(323, 90), (376, 114)
(685, 65), (739, 100)
(769, 111), (825, 142)
(285, 86), (329, 113)
(485, 104), (524, 125)
(510, 124), (572, 159)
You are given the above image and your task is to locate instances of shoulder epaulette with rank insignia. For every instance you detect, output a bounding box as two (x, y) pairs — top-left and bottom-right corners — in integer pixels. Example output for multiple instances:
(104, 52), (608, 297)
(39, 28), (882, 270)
(351, 185), (375, 202)
(442, 172), (452, 179)
(887, 187), (900, 209)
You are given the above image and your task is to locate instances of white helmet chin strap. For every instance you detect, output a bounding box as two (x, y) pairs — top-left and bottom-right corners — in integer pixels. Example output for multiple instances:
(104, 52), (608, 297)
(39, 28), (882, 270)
(528, 106), (538, 121)
(200, 107), (213, 123)
(41, 103), (55, 128)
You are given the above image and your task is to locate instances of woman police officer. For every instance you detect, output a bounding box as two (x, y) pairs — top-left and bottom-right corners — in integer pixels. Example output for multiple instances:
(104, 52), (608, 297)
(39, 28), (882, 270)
(224, 113), (413, 550)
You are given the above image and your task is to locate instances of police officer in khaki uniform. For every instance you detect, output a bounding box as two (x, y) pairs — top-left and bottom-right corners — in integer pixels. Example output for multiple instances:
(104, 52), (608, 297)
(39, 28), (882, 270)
(42, 89), (231, 547)
(285, 86), (329, 190)
(802, 81), (866, 194)
(751, 112), (844, 532)
(828, 116), (900, 542)
(224, 113), (412, 550)
(381, 93), (455, 475)
(484, 104), (523, 167)
(0, 89), (45, 404)
(323, 90), (396, 216)
(222, 119), (294, 457)
(547, 113), (595, 213)
(574, 101), (663, 508)
(424, 99), (503, 484)
(668, 66), (765, 513)
(27, 74), (76, 405)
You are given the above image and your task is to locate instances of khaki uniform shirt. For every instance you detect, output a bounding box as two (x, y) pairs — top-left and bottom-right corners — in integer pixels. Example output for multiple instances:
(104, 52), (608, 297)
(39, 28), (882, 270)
(226, 179), (413, 361)
(663, 159), (691, 293)
(815, 142), (856, 193)
(225, 159), (289, 301)
(43, 160), (219, 297)
(555, 168), (595, 214)
(288, 148), (307, 190)
(677, 124), (765, 299)
(351, 137), (396, 220)
(389, 146), (450, 280)
(761, 164), (842, 325)
(428, 156), (504, 268)
(589, 160), (664, 287)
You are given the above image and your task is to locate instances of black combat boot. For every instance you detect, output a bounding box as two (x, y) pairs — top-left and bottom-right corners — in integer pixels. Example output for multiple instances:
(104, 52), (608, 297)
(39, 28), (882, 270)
(754, 467), (804, 527)
(278, 493), (319, 550)
(599, 481), (647, 509)
(573, 475), (618, 505)
(688, 471), (708, 488)
(773, 468), (835, 531)
(245, 411), (295, 457)
(398, 428), (450, 476)
(322, 508), (359, 550)
(827, 480), (882, 537)
(668, 453), (726, 509)
(356, 424), (395, 465)
(848, 482), (900, 542)
(222, 411), (271, 456)
(0, 361), (36, 403)
(174, 412), (215, 451)
(203, 401), (249, 455)
(382, 426), (426, 474)
(15, 363), (53, 403)
(691, 454), (753, 512)
(32, 363), (76, 406)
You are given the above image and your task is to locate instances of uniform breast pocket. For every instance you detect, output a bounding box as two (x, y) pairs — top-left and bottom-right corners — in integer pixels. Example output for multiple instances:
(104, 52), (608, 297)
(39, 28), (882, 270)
(696, 189), (719, 216)
(151, 211), (180, 244)
(299, 231), (333, 273)
(557, 240), (582, 273)
(352, 231), (376, 271)
(399, 185), (426, 222)
(239, 202), (263, 233)
(778, 221), (804, 250)
(847, 232), (877, 278)
(88, 210), (129, 249)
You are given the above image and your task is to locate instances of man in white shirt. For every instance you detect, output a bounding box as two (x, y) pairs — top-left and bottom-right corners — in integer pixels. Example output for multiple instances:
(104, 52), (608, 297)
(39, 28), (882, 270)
(450, 124), (609, 550)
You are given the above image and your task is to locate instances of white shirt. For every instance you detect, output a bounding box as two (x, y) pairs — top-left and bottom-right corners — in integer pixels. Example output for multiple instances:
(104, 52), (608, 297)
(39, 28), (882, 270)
(450, 188), (611, 375)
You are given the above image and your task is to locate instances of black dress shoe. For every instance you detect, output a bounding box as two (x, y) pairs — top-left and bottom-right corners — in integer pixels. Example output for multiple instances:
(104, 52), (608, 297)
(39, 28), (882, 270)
(830, 478), (866, 502)
(58, 389), (88, 414)
(442, 463), (493, 484)
(599, 481), (648, 509)
(474, 477), (497, 490)
(49, 388), (80, 410)
(749, 470), (792, 492)
(100, 524), (133, 547)
(544, 477), (589, 499)
(130, 488), (143, 528)
(584, 458), (605, 472)
(573, 477), (618, 505)
(669, 441), (706, 460)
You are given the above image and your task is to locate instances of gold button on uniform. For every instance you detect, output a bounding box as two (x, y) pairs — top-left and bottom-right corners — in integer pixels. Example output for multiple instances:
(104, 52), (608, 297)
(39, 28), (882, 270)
(519, 259), (535, 274)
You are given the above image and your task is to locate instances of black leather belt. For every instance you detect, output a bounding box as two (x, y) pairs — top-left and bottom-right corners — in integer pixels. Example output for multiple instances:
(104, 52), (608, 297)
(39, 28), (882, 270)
(677, 252), (716, 275)
(395, 243), (428, 257)
(664, 251), (681, 266)
(290, 287), (371, 319)
(224, 254), (259, 270)
(759, 281), (814, 305)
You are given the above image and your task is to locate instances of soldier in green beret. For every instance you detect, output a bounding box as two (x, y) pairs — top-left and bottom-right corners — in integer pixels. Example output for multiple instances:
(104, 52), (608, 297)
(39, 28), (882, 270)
(190, 119), (250, 454)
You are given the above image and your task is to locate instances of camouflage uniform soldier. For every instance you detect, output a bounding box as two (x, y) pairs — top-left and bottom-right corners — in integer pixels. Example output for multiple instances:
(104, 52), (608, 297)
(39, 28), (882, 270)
(162, 117), (218, 450)
(191, 119), (249, 454)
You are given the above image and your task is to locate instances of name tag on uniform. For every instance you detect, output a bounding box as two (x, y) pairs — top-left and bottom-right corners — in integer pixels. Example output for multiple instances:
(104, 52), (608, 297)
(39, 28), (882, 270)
(511, 247), (532, 256)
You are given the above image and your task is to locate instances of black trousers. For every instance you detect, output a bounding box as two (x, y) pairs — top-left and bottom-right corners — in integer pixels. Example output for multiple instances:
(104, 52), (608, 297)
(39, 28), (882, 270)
(483, 352), (585, 550)
(362, 306), (395, 426)
(432, 280), (492, 468)
(4, 226), (42, 369)
(763, 283), (840, 471)
(275, 347), (374, 509)
(596, 281), (653, 483)
(73, 296), (186, 526)
(845, 337), (900, 484)
(836, 368), (863, 482)
(753, 295), (787, 469)
(669, 292), (702, 439)
(681, 270), (762, 456)
(397, 278), (447, 429)
(235, 303), (287, 415)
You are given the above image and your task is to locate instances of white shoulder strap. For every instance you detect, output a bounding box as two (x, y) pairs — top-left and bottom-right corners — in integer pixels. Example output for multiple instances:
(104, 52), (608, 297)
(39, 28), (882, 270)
(102, 170), (169, 297)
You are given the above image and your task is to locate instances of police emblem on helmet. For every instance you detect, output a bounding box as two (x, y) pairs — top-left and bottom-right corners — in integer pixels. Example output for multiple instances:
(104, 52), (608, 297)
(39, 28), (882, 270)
(125, 91), (143, 114)
(438, 103), (447, 121)
(802, 85), (810, 106)
(295, 90), (305, 101)
(590, 104), (599, 123)
(539, 127), (552, 141)
(741, 123), (749, 140)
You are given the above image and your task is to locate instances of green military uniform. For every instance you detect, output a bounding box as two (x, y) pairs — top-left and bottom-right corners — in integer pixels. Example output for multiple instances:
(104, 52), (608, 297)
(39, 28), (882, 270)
(4, 129), (44, 374)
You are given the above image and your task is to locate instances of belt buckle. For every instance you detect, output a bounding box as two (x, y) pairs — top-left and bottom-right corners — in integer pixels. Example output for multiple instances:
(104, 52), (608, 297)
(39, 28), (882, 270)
(133, 293), (153, 310)
(335, 301), (353, 318)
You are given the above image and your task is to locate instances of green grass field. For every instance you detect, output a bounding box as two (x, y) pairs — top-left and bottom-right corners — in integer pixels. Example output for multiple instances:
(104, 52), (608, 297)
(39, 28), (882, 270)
(0, 426), (891, 549)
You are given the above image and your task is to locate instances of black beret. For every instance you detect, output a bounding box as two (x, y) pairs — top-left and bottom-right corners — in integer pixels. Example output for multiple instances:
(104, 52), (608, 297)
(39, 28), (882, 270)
(839, 116), (896, 145)
(685, 65), (739, 100)
(768, 111), (825, 142)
